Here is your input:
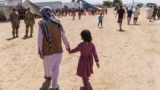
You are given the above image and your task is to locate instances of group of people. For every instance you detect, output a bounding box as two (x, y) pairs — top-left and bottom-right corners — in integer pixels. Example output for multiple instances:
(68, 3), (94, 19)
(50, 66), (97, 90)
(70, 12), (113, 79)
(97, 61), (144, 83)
(10, 7), (35, 38)
(115, 5), (160, 31)
(146, 5), (160, 22)
(126, 7), (140, 25)
(53, 7), (107, 20)
(115, 5), (141, 31)
(38, 6), (99, 90)
(97, 5), (140, 30)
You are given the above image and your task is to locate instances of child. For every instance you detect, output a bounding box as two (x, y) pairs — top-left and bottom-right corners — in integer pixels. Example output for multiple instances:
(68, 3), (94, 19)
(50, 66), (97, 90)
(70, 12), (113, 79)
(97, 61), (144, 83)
(98, 13), (104, 27)
(68, 30), (100, 90)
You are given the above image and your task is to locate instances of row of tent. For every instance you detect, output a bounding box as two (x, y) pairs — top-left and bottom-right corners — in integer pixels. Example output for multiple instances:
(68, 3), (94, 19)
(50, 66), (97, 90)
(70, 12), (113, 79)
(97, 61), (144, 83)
(0, 0), (100, 22)
(0, 0), (40, 22)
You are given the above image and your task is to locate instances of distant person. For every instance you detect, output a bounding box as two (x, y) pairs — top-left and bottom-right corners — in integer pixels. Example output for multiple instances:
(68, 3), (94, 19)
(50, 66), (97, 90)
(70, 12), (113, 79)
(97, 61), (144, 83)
(83, 9), (87, 16)
(68, 30), (100, 90)
(72, 8), (76, 20)
(133, 8), (140, 25)
(24, 7), (35, 38)
(10, 7), (20, 38)
(127, 7), (133, 25)
(78, 7), (82, 20)
(158, 7), (160, 19)
(38, 6), (70, 90)
(146, 6), (150, 19)
(98, 13), (104, 27)
(105, 8), (108, 15)
(101, 8), (105, 16)
(149, 6), (154, 22)
(115, 5), (125, 31)
(152, 6), (158, 20)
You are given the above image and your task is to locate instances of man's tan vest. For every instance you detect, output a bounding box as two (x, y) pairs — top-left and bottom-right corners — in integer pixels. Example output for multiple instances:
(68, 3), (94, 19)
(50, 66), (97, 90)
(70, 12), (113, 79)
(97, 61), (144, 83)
(39, 21), (63, 55)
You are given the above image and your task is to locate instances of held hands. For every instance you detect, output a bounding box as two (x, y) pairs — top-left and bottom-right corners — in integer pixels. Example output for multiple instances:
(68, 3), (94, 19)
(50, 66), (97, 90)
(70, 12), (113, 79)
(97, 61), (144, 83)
(96, 62), (100, 68)
(39, 51), (44, 59)
(66, 47), (70, 52)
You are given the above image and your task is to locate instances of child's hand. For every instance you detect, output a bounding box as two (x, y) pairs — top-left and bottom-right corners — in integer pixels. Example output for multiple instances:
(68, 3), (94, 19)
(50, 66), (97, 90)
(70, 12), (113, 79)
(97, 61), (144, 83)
(66, 48), (70, 53)
(66, 48), (70, 51)
(96, 62), (100, 68)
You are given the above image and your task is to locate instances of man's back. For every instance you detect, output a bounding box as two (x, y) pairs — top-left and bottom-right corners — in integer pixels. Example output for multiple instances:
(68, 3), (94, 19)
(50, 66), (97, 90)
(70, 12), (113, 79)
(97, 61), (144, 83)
(127, 10), (133, 17)
(10, 12), (20, 26)
(117, 8), (125, 18)
(134, 10), (139, 18)
(39, 21), (63, 55)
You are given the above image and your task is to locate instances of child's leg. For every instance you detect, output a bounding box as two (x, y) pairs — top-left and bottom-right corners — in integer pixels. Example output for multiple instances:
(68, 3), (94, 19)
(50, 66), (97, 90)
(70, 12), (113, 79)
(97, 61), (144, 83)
(82, 77), (89, 90)
(98, 20), (101, 26)
(101, 21), (103, 27)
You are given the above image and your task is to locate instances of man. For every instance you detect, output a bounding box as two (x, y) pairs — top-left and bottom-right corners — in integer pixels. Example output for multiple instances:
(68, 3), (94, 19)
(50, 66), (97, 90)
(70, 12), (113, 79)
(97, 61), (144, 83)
(158, 7), (160, 19)
(115, 5), (125, 31)
(133, 8), (140, 25)
(72, 8), (76, 20)
(152, 6), (158, 20)
(38, 6), (70, 90)
(127, 7), (133, 25)
(78, 7), (82, 20)
(10, 7), (20, 38)
(24, 7), (35, 38)
(149, 6), (154, 22)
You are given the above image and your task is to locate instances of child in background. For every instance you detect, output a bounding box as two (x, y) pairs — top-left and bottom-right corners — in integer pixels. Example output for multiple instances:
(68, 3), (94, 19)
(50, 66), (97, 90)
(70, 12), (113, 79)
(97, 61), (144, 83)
(98, 13), (104, 27)
(68, 30), (100, 90)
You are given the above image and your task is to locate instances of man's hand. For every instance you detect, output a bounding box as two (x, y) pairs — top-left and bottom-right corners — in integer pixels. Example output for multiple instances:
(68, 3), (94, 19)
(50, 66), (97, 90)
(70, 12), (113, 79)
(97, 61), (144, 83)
(39, 51), (44, 59)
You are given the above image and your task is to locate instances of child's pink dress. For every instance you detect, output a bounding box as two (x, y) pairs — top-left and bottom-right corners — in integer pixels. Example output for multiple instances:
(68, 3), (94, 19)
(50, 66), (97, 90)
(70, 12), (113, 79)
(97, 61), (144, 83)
(69, 42), (99, 78)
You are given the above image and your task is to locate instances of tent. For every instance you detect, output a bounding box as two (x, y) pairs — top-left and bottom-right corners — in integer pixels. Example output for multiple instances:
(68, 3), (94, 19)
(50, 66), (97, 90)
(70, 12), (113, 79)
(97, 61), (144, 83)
(35, 1), (62, 10)
(22, 0), (40, 15)
(77, 0), (98, 10)
(0, 6), (12, 21)
(0, 5), (28, 21)
(62, 2), (80, 9)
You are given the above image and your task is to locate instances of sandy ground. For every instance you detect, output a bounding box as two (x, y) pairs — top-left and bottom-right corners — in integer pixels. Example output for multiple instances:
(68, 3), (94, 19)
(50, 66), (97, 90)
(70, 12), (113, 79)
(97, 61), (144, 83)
(0, 8), (160, 90)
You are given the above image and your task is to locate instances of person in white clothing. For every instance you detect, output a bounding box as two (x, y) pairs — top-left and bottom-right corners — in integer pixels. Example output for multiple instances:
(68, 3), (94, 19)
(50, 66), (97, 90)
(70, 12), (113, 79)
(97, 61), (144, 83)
(133, 8), (140, 25)
(38, 6), (70, 90)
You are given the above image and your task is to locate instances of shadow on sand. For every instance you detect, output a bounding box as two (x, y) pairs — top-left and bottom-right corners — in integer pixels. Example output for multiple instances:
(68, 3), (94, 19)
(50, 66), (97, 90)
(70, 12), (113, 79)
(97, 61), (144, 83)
(6, 37), (18, 41)
(129, 24), (141, 26)
(40, 80), (51, 90)
(117, 29), (125, 32)
(22, 36), (32, 40)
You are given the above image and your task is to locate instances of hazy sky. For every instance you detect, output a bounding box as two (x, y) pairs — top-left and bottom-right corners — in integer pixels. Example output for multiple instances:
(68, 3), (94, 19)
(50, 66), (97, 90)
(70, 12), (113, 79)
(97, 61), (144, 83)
(25, 0), (160, 4)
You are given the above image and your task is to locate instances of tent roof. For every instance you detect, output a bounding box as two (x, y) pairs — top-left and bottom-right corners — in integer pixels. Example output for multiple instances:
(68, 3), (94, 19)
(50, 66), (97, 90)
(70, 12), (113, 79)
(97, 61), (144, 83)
(22, 0), (40, 15)
(0, 5), (25, 21)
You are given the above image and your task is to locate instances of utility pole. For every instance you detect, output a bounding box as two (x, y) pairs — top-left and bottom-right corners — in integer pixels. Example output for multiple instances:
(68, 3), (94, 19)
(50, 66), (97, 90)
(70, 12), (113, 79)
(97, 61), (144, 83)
(132, 0), (135, 7)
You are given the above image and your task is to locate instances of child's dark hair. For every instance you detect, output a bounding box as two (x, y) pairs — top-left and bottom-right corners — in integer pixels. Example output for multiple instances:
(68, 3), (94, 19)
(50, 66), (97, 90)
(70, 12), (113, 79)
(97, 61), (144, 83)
(81, 30), (92, 42)
(100, 13), (102, 15)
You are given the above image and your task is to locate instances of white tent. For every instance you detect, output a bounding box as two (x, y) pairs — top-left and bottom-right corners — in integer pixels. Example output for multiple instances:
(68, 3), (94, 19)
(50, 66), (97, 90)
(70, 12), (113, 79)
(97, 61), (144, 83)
(62, 2), (81, 9)
(35, 1), (62, 9)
